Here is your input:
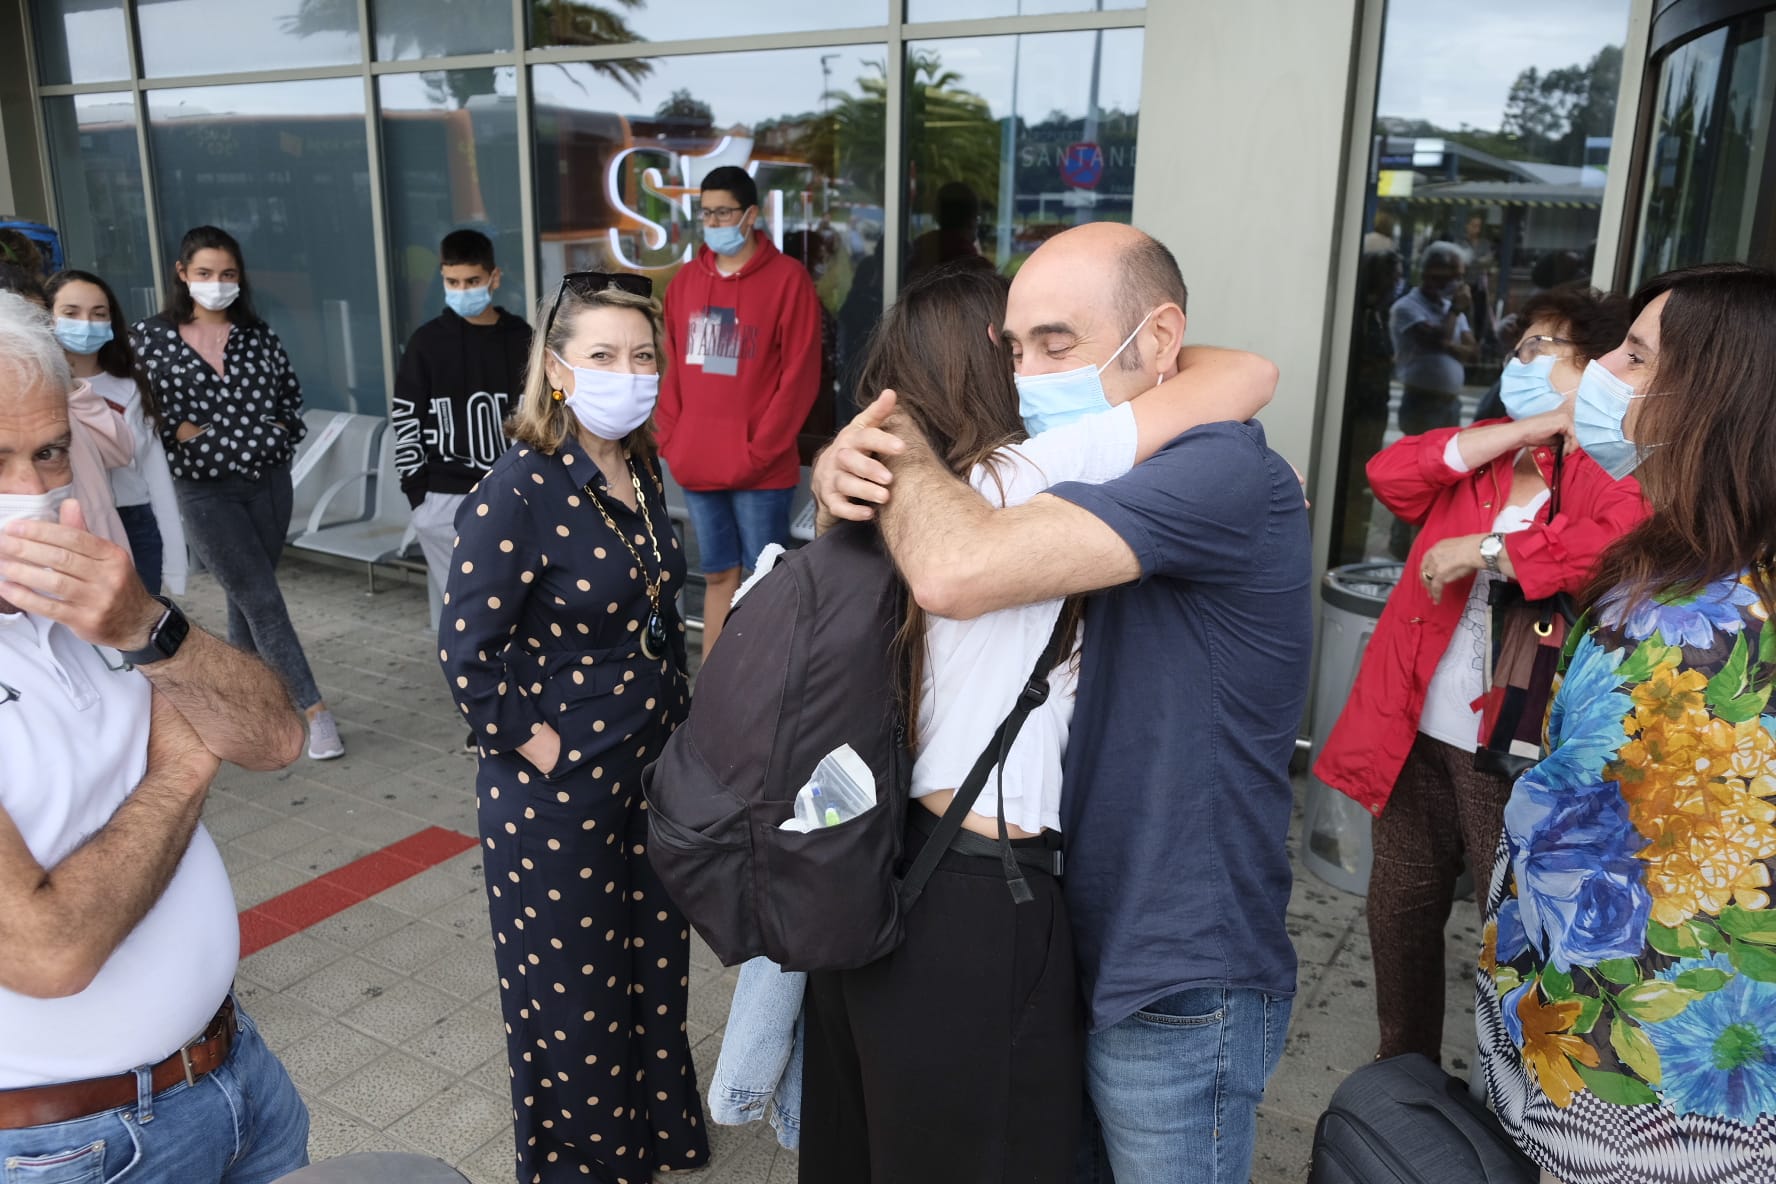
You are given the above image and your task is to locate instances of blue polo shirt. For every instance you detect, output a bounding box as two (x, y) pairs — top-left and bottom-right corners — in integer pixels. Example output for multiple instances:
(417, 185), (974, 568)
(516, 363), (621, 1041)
(1051, 420), (1313, 1032)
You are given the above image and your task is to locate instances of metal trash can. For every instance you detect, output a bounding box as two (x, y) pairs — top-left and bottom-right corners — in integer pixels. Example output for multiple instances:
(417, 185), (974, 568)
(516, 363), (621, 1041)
(1302, 562), (1403, 895)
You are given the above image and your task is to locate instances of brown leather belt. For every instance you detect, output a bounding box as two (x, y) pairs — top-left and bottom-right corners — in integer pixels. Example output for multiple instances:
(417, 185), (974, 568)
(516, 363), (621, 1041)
(0, 998), (236, 1131)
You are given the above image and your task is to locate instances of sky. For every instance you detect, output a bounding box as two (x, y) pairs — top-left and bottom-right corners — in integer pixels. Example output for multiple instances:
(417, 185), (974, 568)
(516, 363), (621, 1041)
(46, 0), (1625, 138)
(1376, 0), (1632, 132)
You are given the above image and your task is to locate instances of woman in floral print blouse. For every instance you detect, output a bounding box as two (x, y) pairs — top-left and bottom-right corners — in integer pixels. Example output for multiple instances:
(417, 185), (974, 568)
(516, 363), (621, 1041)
(133, 226), (342, 759)
(1477, 263), (1776, 1184)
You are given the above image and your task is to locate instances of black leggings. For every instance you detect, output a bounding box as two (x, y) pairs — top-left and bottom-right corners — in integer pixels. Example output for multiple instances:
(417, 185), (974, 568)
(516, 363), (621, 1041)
(799, 818), (1083, 1184)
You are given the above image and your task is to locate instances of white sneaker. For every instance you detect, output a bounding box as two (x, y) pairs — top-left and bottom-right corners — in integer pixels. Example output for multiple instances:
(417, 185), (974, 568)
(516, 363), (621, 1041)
(307, 710), (345, 760)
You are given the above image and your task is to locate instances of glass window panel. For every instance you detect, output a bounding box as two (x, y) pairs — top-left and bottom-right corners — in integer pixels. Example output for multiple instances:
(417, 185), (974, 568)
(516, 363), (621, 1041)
(374, 0), (513, 60)
(906, 0), (1140, 23)
(899, 30), (1141, 284)
(1633, 14), (1776, 286)
(30, 0), (131, 85)
(44, 93), (157, 321)
(532, 46), (888, 435)
(380, 68), (526, 348)
(147, 79), (384, 414)
(529, 0), (883, 48)
(137, 0), (361, 78)
(1325, 0), (1630, 567)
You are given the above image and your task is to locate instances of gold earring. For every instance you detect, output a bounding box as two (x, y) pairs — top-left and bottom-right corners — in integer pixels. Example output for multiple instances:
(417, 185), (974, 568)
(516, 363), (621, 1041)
(551, 389), (565, 402)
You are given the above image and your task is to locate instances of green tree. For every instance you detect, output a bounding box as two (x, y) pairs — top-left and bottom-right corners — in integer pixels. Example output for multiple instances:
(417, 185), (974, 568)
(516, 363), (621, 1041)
(655, 88), (713, 125)
(1500, 45), (1623, 165)
(812, 49), (999, 210)
(283, 0), (653, 103)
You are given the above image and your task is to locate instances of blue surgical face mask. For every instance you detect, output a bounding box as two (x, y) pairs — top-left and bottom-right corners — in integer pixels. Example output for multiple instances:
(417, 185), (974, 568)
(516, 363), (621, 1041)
(445, 285), (493, 319)
(1015, 308), (1159, 435)
(53, 317), (114, 356)
(705, 224), (750, 257)
(1573, 359), (1654, 480)
(1499, 355), (1567, 420)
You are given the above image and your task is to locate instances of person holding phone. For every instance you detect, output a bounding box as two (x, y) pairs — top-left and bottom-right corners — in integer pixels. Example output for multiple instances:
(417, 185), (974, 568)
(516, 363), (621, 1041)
(133, 225), (341, 760)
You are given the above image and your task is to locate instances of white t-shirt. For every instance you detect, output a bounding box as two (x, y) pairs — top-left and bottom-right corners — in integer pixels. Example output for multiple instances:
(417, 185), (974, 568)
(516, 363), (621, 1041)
(910, 404), (1138, 834)
(0, 612), (237, 1088)
(1417, 442), (1551, 751)
(1390, 288), (1471, 395)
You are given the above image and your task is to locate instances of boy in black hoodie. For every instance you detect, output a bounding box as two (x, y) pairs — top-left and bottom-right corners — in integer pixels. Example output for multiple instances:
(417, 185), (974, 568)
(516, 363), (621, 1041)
(392, 229), (532, 626)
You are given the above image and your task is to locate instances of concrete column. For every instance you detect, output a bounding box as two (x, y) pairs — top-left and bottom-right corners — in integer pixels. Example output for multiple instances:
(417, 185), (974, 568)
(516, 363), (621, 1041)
(1129, 0), (1366, 481)
(0, 0), (50, 220)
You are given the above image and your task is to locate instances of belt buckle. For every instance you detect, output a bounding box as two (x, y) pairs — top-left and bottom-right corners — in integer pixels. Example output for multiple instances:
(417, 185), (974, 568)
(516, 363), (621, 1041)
(178, 1044), (199, 1089)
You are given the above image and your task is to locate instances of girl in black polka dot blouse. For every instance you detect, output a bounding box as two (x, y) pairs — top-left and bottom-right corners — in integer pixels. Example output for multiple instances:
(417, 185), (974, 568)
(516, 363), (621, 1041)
(133, 225), (342, 760)
(440, 273), (705, 1183)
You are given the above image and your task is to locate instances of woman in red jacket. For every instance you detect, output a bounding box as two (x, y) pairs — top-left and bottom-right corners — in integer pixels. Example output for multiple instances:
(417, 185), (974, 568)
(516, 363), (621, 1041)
(1315, 286), (1649, 1062)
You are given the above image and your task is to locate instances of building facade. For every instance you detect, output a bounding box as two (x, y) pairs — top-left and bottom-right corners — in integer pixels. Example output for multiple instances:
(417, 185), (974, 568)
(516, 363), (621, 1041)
(0, 0), (1769, 607)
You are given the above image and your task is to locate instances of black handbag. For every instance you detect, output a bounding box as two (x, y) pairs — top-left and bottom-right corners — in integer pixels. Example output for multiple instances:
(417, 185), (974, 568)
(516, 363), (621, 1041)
(1473, 444), (1578, 780)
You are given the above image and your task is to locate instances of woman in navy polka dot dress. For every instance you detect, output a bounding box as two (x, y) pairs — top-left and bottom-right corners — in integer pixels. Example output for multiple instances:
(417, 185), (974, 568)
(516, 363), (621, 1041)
(440, 274), (706, 1183)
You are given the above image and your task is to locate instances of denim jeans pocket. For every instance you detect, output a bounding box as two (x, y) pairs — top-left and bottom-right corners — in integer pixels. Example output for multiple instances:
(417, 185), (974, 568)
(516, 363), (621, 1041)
(1132, 986), (1227, 1028)
(3, 1112), (140, 1184)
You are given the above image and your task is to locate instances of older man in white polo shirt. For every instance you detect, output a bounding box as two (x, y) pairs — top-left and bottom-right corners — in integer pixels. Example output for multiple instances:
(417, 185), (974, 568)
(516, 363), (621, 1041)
(0, 292), (309, 1182)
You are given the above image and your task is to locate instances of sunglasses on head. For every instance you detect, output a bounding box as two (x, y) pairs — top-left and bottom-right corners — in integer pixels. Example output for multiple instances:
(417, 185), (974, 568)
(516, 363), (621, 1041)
(544, 271), (654, 338)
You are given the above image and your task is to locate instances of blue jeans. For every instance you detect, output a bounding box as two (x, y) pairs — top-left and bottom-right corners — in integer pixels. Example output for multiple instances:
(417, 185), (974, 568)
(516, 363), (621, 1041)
(116, 502), (163, 596)
(174, 467), (322, 710)
(681, 487), (796, 574)
(0, 1007), (309, 1184)
(1076, 987), (1290, 1184)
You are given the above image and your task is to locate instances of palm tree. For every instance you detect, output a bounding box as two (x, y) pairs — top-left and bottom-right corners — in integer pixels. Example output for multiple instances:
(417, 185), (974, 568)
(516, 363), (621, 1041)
(281, 0), (653, 103)
(529, 1), (652, 99)
(812, 49), (999, 208)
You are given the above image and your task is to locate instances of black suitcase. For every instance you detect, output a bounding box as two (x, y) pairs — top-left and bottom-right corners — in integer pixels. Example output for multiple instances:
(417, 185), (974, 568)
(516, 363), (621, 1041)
(1309, 1054), (1537, 1184)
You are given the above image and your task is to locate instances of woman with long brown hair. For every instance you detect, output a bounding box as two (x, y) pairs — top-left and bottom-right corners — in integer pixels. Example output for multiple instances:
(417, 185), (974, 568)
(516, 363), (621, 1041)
(1476, 264), (1776, 1184)
(797, 262), (1279, 1183)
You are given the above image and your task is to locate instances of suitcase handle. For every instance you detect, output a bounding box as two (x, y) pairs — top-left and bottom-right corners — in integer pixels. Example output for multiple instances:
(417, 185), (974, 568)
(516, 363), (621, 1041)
(1400, 1091), (1535, 1184)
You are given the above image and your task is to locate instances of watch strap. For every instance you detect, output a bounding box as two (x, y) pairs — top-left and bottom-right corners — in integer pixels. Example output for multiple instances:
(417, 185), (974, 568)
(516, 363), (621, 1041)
(121, 595), (189, 666)
(1481, 533), (1504, 575)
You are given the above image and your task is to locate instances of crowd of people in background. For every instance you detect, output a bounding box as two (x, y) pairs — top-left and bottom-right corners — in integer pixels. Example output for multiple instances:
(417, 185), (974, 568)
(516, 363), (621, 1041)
(2, 150), (1776, 1184)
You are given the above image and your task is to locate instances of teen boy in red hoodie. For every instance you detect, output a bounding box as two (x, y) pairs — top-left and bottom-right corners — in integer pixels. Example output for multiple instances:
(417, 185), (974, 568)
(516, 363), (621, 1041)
(658, 165), (822, 658)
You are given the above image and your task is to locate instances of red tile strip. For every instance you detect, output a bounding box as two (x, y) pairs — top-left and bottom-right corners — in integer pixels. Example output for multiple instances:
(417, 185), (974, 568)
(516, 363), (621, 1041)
(237, 825), (478, 957)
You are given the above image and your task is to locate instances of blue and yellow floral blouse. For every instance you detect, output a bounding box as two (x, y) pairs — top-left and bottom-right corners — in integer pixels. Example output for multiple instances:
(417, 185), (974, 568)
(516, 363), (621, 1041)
(1478, 572), (1776, 1182)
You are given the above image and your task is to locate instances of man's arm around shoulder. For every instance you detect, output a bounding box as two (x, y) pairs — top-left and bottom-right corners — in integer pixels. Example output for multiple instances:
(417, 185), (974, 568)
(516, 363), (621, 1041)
(874, 408), (1142, 620)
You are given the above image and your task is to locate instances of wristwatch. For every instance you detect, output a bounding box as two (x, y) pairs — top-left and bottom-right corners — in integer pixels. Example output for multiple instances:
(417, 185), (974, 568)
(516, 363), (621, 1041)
(121, 595), (190, 666)
(1479, 533), (1506, 575)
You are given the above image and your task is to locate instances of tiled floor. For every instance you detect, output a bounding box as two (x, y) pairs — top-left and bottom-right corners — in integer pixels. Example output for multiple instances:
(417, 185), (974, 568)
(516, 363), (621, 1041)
(189, 554), (1485, 1184)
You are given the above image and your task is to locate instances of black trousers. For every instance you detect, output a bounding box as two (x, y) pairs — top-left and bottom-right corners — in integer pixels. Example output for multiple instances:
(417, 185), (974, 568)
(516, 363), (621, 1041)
(798, 822), (1084, 1184)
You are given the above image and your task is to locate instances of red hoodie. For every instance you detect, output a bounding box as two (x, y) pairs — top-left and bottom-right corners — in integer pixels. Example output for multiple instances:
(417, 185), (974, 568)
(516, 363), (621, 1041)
(656, 234), (823, 491)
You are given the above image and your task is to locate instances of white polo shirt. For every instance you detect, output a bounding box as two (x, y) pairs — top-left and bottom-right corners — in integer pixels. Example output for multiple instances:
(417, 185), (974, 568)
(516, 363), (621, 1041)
(0, 610), (237, 1088)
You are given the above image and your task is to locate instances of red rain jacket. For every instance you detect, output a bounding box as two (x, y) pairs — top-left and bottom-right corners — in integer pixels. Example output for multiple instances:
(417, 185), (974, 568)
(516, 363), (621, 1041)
(1313, 424), (1649, 815)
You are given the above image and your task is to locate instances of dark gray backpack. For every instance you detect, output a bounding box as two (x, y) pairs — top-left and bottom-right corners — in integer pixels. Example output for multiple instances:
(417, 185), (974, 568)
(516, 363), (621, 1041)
(642, 521), (1064, 973)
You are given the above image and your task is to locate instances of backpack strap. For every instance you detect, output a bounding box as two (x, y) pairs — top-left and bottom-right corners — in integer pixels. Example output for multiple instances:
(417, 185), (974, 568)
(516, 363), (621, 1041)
(897, 607), (1075, 910)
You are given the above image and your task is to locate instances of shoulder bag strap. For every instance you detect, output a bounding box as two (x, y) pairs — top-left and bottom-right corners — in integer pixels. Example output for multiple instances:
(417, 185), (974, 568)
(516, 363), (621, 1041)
(897, 608), (1074, 911)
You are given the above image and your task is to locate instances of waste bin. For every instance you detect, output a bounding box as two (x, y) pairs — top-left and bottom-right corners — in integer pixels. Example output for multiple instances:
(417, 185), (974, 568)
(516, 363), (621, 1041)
(1302, 562), (1402, 895)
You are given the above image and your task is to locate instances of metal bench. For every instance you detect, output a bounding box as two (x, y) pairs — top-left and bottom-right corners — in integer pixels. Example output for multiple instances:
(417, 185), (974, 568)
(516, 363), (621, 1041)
(288, 421), (421, 591)
(287, 409), (383, 542)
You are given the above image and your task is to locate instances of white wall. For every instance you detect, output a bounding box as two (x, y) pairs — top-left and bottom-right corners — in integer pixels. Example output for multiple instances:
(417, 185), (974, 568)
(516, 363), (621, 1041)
(1130, 0), (1365, 477)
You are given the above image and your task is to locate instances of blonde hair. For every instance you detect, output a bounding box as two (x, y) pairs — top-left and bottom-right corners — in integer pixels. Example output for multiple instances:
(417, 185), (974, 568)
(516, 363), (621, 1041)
(506, 281), (664, 457)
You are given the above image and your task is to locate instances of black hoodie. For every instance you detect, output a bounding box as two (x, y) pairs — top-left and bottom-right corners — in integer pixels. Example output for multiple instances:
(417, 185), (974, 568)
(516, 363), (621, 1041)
(391, 306), (533, 507)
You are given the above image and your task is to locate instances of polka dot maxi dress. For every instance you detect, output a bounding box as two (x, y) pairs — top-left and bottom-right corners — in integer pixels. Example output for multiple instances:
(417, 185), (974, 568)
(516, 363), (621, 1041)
(439, 435), (706, 1183)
